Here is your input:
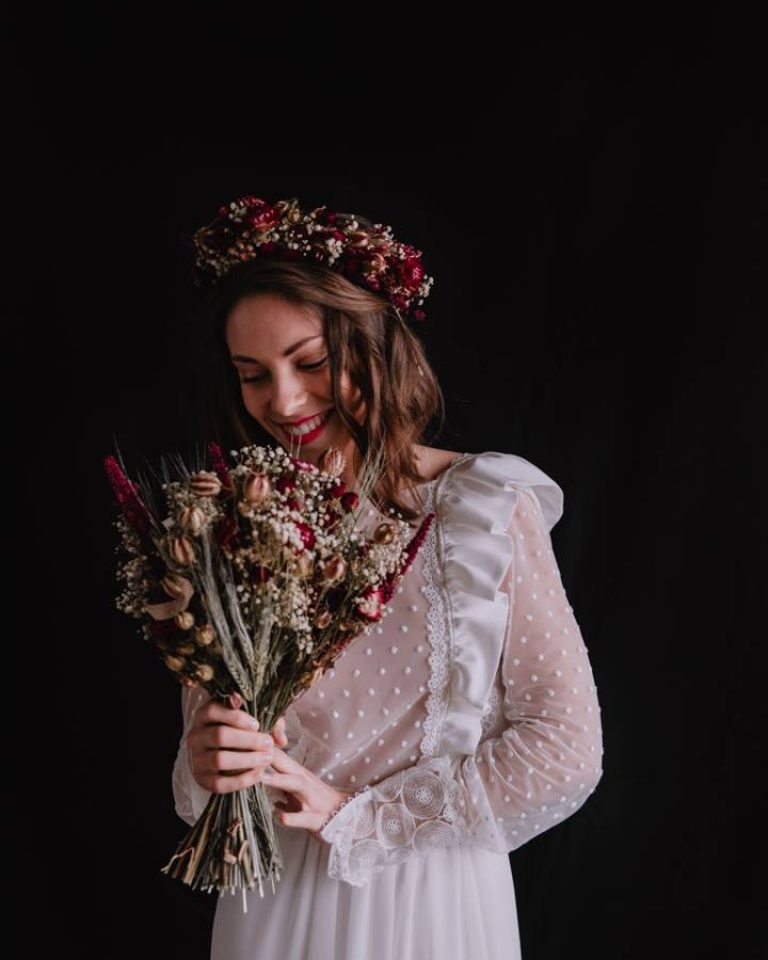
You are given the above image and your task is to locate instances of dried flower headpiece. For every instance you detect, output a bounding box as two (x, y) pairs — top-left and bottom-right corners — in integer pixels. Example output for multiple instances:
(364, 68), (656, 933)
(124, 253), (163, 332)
(187, 194), (434, 322)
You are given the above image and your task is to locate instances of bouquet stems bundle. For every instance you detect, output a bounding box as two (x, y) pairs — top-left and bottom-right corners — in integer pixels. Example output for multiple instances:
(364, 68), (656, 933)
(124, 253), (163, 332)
(104, 440), (434, 906)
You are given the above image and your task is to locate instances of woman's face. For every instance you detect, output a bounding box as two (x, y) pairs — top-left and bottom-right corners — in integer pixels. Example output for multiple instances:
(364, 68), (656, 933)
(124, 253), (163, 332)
(225, 292), (365, 480)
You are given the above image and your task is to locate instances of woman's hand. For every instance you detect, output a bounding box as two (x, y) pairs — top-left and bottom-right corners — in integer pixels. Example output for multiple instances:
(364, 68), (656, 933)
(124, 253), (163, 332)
(187, 692), (289, 795)
(263, 749), (353, 844)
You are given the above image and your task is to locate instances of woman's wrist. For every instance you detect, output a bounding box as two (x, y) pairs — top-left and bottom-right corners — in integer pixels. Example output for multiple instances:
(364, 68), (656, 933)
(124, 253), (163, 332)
(318, 789), (359, 833)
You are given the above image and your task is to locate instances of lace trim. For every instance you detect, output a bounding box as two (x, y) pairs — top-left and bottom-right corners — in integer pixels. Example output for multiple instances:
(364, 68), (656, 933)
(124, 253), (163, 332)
(419, 477), (452, 761)
(320, 755), (465, 886)
(480, 681), (503, 736)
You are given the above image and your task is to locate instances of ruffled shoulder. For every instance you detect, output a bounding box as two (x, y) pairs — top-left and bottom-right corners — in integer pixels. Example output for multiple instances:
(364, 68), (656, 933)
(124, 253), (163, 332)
(441, 450), (564, 532)
(427, 450), (564, 758)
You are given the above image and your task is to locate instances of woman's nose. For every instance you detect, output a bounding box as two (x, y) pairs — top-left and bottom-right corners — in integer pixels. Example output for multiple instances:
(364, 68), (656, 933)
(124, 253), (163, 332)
(268, 372), (309, 418)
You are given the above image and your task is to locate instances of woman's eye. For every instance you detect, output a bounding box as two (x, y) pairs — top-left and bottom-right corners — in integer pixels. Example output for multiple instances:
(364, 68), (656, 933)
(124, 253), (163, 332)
(240, 356), (328, 384)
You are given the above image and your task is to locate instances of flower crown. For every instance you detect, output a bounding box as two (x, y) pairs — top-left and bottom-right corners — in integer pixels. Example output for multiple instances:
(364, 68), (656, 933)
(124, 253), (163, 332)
(187, 194), (434, 322)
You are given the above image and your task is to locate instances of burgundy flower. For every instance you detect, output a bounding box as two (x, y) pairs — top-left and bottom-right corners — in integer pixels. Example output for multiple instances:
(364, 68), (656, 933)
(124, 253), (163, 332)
(395, 253), (425, 292)
(355, 586), (384, 622)
(206, 441), (234, 492)
(103, 455), (154, 548)
(294, 522), (315, 551)
(246, 203), (280, 231)
(340, 491), (359, 512)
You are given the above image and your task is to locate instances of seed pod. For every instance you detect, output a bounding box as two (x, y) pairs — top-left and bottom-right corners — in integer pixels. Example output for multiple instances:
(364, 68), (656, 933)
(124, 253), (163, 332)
(161, 573), (192, 600)
(319, 446), (345, 478)
(177, 641), (196, 655)
(175, 610), (195, 630)
(179, 505), (206, 536)
(195, 663), (215, 682)
(195, 624), (216, 646)
(372, 521), (396, 544)
(314, 608), (332, 628)
(190, 471), (222, 498)
(165, 655), (185, 672)
(170, 535), (196, 566)
(322, 555), (346, 583)
(243, 471), (271, 504)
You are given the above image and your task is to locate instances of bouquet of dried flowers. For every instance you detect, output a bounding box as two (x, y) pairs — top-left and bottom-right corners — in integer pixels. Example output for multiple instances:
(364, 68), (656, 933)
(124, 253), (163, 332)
(103, 439), (434, 905)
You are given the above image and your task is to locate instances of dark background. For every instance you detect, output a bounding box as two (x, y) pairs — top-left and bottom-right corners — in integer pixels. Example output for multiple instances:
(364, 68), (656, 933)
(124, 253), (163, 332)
(8, 9), (764, 959)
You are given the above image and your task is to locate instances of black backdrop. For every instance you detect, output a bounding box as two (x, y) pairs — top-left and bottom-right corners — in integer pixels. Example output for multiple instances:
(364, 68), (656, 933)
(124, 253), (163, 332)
(8, 10), (763, 959)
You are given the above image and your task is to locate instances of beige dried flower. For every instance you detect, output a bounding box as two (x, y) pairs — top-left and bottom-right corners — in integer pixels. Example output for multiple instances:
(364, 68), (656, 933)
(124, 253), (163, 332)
(314, 608), (332, 628)
(322, 555), (346, 582)
(372, 521), (396, 544)
(195, 663), (215, 682)
(170, 535), (196, 566)
(243, 471), (271, 504)
(174, 610), (195, 630)
(190, 471), (222, 497)
(195, 624), (216, 646)
(179, 505), (206, 536)
(161, 573), (193, 600)
(318, 446), (346, 477)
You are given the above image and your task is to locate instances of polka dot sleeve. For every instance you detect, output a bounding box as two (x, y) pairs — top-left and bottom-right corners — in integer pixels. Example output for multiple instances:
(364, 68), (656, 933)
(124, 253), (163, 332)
(319, 486), (604, 886)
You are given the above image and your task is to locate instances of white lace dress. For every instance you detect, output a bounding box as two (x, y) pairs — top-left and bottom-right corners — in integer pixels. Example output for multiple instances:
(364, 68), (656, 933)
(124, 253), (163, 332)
(171, 450), (605, 960)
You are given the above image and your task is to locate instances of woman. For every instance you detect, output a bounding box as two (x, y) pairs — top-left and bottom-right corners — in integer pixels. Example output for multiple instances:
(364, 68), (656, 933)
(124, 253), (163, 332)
(171, 195), (604, 959)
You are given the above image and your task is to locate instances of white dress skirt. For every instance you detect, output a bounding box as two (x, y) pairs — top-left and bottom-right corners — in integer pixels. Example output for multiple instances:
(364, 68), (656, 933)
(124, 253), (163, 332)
(171, 451), (604, 960)
(210, 820), (522, 960)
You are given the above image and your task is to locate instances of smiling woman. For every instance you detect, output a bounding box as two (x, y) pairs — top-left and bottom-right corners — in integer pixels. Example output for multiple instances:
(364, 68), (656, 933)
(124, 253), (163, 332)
(171, 195), (603, 960)
(185, 256), (447, 522)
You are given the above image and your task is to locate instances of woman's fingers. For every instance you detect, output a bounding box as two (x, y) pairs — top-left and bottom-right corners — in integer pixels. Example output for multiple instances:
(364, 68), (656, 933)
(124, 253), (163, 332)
(203, 722), (274, 752)
(199, 693), (262, 733)
(206, 694), (288, 750)
(271, 714), (289, 747)
(267, 746), (303, 775)
(261, 769), (303, 796)
(205, 748), (274, 776)
(260, 748), (307, 796)
(208, 767), (262, 794)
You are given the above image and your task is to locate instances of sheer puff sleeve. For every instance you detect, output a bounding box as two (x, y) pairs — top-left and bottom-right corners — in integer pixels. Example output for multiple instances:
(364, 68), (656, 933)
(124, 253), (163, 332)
(171, 683), (213, 826)
(319, 454), (604, 887)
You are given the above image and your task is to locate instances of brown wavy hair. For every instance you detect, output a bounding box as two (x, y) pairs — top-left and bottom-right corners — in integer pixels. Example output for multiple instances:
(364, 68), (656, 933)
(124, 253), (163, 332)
(184, 256), (447, 523)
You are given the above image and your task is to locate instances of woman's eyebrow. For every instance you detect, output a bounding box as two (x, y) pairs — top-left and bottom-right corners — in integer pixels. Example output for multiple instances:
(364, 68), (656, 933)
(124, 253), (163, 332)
(231, 334), (324, 364)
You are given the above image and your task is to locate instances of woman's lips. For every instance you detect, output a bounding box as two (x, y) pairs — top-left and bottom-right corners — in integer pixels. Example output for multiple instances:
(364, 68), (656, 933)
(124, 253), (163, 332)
(277, 408), (333, 444)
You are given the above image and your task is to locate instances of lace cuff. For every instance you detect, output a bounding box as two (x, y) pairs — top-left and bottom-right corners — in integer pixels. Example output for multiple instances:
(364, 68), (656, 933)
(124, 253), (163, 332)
(319, 755), (466, 887)
(171, 685), (212, 826)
